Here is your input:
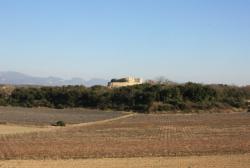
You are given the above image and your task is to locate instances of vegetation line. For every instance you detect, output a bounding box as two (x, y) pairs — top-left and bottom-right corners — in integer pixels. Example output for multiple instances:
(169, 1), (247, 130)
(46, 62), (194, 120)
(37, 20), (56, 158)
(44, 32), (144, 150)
(1, 83), (250, 113)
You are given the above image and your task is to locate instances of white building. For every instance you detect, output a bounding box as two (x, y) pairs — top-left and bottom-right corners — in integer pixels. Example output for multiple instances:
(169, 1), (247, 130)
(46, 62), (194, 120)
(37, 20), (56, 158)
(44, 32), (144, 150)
(108, 77), (143, 88)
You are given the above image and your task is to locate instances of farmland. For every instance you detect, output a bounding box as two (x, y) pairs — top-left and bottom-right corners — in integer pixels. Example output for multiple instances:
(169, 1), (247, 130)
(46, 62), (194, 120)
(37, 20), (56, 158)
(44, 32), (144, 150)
(0, 107), (250, 167)
(0, 106), (126, 125)
(0, 154), (250, 168)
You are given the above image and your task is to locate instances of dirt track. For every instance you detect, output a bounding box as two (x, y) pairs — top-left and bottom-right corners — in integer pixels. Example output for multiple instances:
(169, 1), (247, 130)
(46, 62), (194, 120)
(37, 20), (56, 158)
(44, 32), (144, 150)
(0, 113), (135, 135)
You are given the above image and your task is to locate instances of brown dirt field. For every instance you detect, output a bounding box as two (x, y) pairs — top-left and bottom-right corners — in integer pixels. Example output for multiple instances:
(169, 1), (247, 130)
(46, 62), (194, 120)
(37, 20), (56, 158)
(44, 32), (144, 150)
(0, 154), (249, 168)
(0, 106), (126, 125)
(0, 125), (51, 135)
(0, 113), (135, 135)
(0, 112), (250, 160)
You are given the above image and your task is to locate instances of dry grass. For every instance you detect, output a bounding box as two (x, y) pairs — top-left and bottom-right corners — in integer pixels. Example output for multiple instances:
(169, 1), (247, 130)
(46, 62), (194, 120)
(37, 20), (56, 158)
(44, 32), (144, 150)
(0, 112), (250, 159)
(0, 106), (126, 125)
(0, 154), (249, 168)
(0, 125), (51, 135)
(0, 113), (135, 135)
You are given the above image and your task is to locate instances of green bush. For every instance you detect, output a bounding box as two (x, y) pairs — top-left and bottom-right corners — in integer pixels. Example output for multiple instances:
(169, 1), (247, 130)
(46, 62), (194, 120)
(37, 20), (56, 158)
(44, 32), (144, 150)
(52, 121), (66, 127)
(133, 104), (149, 113)
(157, 103), (175, 111)
(3, 83), (248, 113)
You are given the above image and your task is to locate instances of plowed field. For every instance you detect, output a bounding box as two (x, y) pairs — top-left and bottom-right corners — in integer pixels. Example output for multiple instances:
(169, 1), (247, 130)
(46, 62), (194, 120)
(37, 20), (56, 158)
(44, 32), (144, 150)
(0, 111), (249, 159)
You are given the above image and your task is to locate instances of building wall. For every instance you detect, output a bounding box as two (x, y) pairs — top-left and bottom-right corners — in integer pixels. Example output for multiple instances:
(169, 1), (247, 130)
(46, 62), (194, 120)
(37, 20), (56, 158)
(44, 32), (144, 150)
(108, 77), (143, 88)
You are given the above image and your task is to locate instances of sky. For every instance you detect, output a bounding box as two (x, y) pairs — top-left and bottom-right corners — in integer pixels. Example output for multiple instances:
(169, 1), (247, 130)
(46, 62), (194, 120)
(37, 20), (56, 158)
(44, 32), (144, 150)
(0, 0), (249, 85)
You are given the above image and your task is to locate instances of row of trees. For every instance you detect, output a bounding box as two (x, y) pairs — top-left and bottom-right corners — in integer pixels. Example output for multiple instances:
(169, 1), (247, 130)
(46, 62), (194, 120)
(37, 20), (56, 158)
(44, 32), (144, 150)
(0, 83), (249, 112)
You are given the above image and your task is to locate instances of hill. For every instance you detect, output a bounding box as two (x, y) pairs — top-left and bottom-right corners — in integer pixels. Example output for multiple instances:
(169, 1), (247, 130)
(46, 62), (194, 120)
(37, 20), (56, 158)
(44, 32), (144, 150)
(0, 71), (108, 86)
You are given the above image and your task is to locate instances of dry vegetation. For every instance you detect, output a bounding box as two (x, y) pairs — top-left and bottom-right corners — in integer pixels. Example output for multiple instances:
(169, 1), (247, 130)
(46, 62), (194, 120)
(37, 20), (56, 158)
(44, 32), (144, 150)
(0, 107), (250, 167)
(0, 125), (51, 135)
(0, 106), (126, 125)
(0, 154), (250, 168)
(0, 111), (250, 160)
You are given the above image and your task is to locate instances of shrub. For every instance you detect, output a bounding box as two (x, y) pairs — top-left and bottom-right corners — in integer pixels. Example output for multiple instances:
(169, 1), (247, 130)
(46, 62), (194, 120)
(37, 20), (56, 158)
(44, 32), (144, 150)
(133, 104), (149, 113)
(3, 83), (248, 113)
(52, 121), (66, 127)
(157, 103), (175, 111)
(55, 104), (64, 109)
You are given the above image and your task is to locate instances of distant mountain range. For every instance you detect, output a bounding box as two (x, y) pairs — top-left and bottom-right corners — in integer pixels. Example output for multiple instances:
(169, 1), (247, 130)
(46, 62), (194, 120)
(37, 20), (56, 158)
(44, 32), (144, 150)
(0, 71), (108, 86)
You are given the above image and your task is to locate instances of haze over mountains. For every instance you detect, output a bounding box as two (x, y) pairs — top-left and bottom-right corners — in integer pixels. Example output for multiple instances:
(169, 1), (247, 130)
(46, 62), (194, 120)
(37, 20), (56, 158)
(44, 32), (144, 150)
(0, 71), (108, 86)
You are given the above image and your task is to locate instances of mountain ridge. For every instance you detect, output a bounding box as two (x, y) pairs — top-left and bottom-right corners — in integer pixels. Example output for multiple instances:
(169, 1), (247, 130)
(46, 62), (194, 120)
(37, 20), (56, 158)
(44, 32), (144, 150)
(0, 71), (108, 86)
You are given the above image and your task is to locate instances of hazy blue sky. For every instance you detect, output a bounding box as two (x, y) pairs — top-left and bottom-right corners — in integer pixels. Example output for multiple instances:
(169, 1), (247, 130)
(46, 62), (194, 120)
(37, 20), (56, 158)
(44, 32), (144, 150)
(0, 0), (249, 85)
